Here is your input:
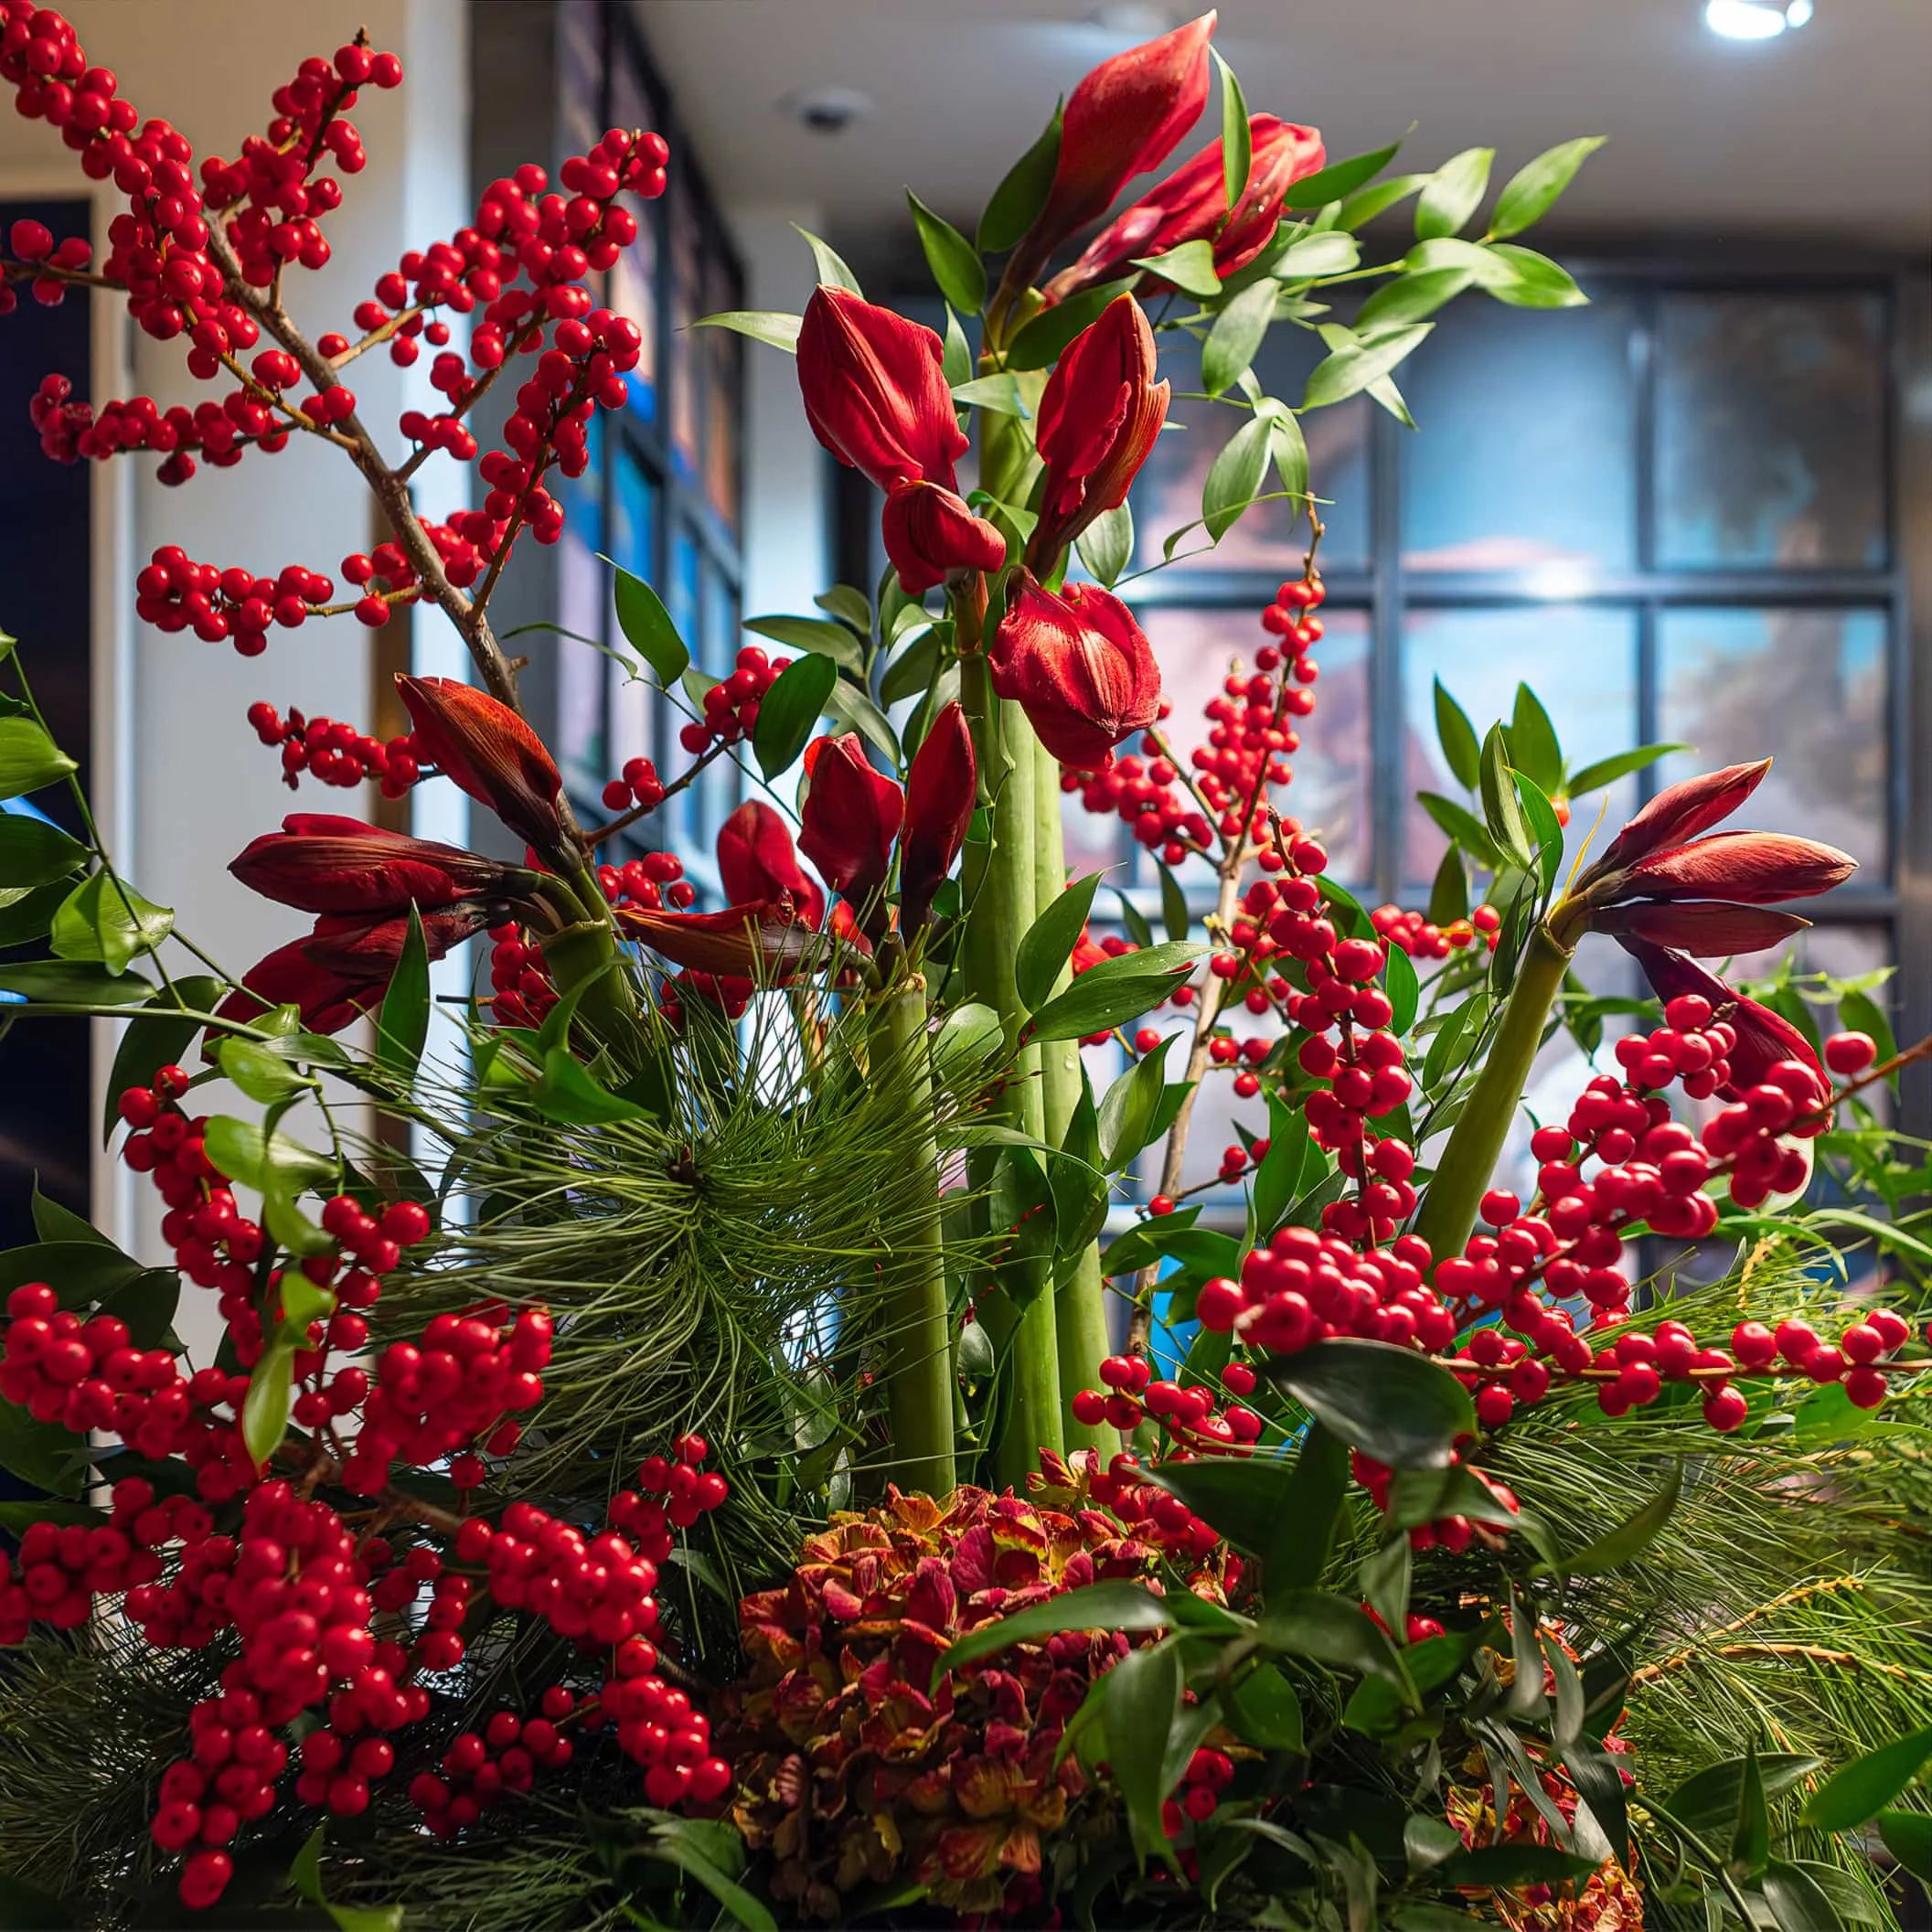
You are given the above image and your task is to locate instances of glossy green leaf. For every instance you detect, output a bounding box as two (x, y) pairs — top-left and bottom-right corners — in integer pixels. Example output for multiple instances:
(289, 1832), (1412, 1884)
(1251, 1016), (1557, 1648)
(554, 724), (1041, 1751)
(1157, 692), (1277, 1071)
(1027, 942), (1203, 1042)
(613, 568), (691, 685)
(951, 371), (1031, 418)
(1356, 267), (1475, 332)
(1436, 1845), (1598, 1889)
(1213, 48), (1249, 208)
(1224, 1662), (1304, 1751)
(374, 903), (430, 1081)
(0, 1401), (82, 1495)
(0, 878), (74, 949)
(102, 977), (220, 1143)
(824, 676), (901, 765)
(1201, 280), (1276, 397)
(1415, 146), (1494, 240)
(1489, 136), (1605, 239)
(1107, 1638), (1183, 1864)
(1478, 724), (1535, 868)
(202, 1116), (336, 1196)
(1265, 1338), (1475, 1469)
(1508, 684), (1564, 793)
(1286, 141), (1404, 209)
(1566, 742), (1687, 795)
(1800, 1724), (1932, 1831)
(742, 612), (864, 677)
(1486, 242), (1587, 308)
(1383, 932), (1420, 1034)
(1075, 501), (1133, 588)
(1003, 276), (1134, 372)
(1201, 412), (1272, 541)
(907, 189), (986, 314)
(753, 653), (838, 779)
(1259, 1588), (1415, 1694)
(1143, 1452), (1300, 1560)
(0, 958), (155, 1006)
(933, 1581), (1176, 1688)
(1267, 406), (1308, 505)
(1017, 871), (1104, 1012)
(1334, 170), (1430, 230)
(1250, 1088), (1311, 1242)
(49, 872), (173, 974)
(0, 717), (74, 801)
(1661, 1753), (1820, 1834)
(1132, 237), (1222, 299)
(977, 101), (1062, 253)
(1878, 1809), (1932, 1881)
(219, 1036), (311, 1105)
(793, 223), (860, 294)
(1762, 1861), (1849, 1932)
(1156, 859), (1190, 944)
(690, 309), (800, 354)
(1098, 1031), (1174, 1171)
(1534, 1461), (1681, 1576)
(1428, 845), (1469, 926)
(530, 1046), (653, 1126)
(240, 1342), (294, 1467)
(0, 811), (86, 890)
(1303, 323), (1432, 410)
(1268, 230), (1361, 281)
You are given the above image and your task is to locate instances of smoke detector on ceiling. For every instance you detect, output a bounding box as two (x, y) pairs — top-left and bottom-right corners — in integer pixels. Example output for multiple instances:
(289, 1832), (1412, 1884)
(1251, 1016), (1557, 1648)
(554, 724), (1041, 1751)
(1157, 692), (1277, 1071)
(780, 86), (874, 135)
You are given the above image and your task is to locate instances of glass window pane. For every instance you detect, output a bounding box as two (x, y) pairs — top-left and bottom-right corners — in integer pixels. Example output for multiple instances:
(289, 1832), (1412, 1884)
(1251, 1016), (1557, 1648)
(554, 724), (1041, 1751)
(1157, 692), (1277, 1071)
(667, 187), (701, 485)
(1656, 292), (1886, 570)
(1134, 606), (1372, 887)
(608, 446), (657, 772)
(703, 251), (742, 528)
(557, 0), (603, 155)
(1657, 607), (1886, 877)
(1403, 294), (1638, 572)
(1133, 332), (1371, 577)
(1402, 606), (1639, 886)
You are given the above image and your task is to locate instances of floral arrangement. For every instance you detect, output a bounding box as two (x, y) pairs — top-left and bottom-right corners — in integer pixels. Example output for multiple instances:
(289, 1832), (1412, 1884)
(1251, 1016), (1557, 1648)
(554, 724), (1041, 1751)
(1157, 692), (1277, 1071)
(0, 7), (1927, 1930)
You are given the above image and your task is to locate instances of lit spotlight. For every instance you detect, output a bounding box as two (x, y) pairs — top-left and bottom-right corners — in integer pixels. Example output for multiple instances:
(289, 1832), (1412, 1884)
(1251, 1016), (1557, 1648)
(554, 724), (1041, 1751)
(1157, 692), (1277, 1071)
(1704, 0), (1812, 40)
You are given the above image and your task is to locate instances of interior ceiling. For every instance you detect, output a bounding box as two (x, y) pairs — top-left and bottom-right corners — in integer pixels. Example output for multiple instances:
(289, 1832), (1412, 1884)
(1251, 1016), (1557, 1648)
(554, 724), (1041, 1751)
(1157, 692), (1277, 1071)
(635, 0), (1932, 259)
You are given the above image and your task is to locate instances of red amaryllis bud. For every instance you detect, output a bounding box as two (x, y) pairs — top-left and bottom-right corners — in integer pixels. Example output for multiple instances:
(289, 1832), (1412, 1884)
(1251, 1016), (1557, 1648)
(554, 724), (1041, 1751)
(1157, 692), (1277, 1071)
(1045, 113), (1326, 302)
(799, 733), (904, 902)
(1030, 294), (1169, 565)
(229, 815), (517, 915)
(614, 900), (817, 978)
(717, 801), (825, 927)
(900, 700), (977, 929)
(1619, 938), (1829, 1105)
(795, 287), (969, 492)
(1617, 830), (1856, 905)
(1592, 901), (1811, 955)
(881, 479), (1006, 597)
(395, 675), (564, 854)
(301, 906), (495, 977)
(1591, 759), (1771, 876)
(988, 572), (1162, 771)
(1021, 13), (1216, 262)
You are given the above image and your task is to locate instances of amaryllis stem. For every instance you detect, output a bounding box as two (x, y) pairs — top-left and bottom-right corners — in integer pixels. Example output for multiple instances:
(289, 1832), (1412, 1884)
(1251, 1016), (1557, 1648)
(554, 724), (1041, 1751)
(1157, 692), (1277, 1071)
(1410, 916), (1578, 1265)
(872, 975), (958, 1498)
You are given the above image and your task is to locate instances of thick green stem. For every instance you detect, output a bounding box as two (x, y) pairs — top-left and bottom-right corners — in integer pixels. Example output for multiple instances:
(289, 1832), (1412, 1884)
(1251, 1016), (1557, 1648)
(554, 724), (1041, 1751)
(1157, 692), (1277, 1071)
(872, 977), (958, 1498)
(539, 876), (643, 1057)
(1410, 921), (1575, 1265)
(1033, 731), (1112, 1454)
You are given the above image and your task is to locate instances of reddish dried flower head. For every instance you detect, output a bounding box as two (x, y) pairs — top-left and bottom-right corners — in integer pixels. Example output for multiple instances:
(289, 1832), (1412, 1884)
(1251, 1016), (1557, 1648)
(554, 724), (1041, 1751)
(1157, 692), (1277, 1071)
(1046, 112), (1327, 301)
(717, 800), (826, 927)
(798, 731), (904, 902)
(615, 899), (818, 978)
(900, 701), (977, 929)
(229, 815), (518, 916)
(989, 573), (1162, 770)
(1617, 829), (1856, 905)
(1030, 294), (1169, 565)
(1591, 901), (1811, 956)
(1591, 758), (1770, 876)
(795, 286), (969, 492)
(881, 477), (1005, 596)
(395, 675), (564, 855)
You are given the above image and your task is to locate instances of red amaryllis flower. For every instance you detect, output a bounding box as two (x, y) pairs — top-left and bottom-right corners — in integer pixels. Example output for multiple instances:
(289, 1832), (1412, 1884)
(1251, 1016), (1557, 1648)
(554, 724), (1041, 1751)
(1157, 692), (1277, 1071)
(1029, 294), (1168, 565)
(717, 801), (825, 926)
(229, 815), (518, 915)
(615, 900), (818, 978)
(1587, 758), (1771, 879)
(1592, 901), (1812, 955)
(1044, 113), (1327, 302)
(795, 287), (969, 493)
(881, 479), (1006, 597)
(799, 732), (904, 902)
(300, 906), (495, 977)
(395, 675), (564, 854)
(1019, 13), (1216, 265)
(1619, 938), (1830, 1107)
(1617, 830), (1856, 905)
(988, 573), (1162, 770)
(901, 701), (977, 929)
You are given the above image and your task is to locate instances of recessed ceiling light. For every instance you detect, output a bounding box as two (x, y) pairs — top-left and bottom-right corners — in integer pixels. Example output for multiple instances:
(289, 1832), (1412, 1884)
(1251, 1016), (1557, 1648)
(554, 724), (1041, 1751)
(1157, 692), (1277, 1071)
(1703, 0), (1812, 39)
(779, 85), (873, 135)
(1086, 4), (1176, 37)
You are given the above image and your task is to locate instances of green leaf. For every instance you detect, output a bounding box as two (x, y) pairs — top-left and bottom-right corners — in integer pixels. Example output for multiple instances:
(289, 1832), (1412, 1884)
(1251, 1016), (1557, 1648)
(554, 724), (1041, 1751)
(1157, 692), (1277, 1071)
(1250, 1088), (1311, 1241)
(0, 1238), (144, 1304)
(753, 653), (838, 779)
(1110, 884), (1154, 951)
(933, 1581), (1177, 1689)
(1763, 1862), (1851, 1932)
(530, 1045), (653, 1126)
(646, 1827), (777, 1932)
(1098, 1032), (1174, 1171)
(1508, 684), (1564, 794)
(1144, 1452), (1300, 1560)
(880, 626), (943, 707)
(219, 1036), (312, 1105)
(1425, 794), (1497, 870)
(1800, 1724), (1932, 1831)
(1258, 1588), (1415, 1695)
(1268, 230), (1361, 281)
(1661, 1753), (1821, 1834)
(31, 1180), (108, 1247)
(1489, 136), (1606, 239)
(240, 1343), (294, 1467)
(1107, 1639), (1183, 1866)
(1267, 407), (1308, 505)
(1355, 267), (1475, 332)
(49, 873), (173, 974)
(0, 717), (75, 800)
(202, 1116), (336, 1195)
(1334, 170), (1431, 230)
(375, 903), (431, 1081)
(1156, 859), (1190, 945)
(1878, 1809), (1932, 1881)
(742, 612), (865, 677)
(1003, 277), (1134, 372)
(950, 371), (1032, 419)
(1415, 147), (1494, 240)
(1534, 1461), (1681, 1576)
(793, 223), (860, 294)
(1268, 1419), (1350, 1588)
(906, 189), (986, 314)
(1017, 871), (1105, 1012)
(1212, 48), (1250, 208)
(1303, 323), (1432, 410)
(1427, 845), (1469, 926)
(1027, 943), (1203, 1042)
(1478, 724), (1535, 868)
(0, 1401), (82, 1495)
(690, 309), (800, 354)
(102, 977), (219, 1143)
(1436, 1845), (1598, 1889)
(1224, 1662), (1304, 1751)
(0, 958), (155, 1006)
(1486, 243), (1587, 308)
(1286, 142), (1404, 209)
(1384, 939), (1419, 1034)
(1131, 237), (1223, 299)
(613, 568), (691, 685)
(977, 101), (1062, 253)
(1264, 1338), (1475, 1468)
(1567, 742), (1687, 794)
(1075, 501), (1133, 589)
(825, 677), (902, 766)
(1201, 280), (1277, 397)
(1201, 412), (1272, 541)
(0, 878), (75, 949)
(0, 811), (86, 889)
(291, 1825), (407, 1932)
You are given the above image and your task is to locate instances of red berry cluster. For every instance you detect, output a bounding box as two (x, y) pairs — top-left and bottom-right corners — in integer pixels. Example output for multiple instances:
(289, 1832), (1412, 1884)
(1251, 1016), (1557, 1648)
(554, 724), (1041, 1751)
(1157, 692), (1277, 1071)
(486, 921), (558, 1027)
(136, 546), (335, 655)
(658, 969), (757, 1029)
(680, 645), (790, 755)
(1353, 1449), (1523, 1553)
(1062, 726), (1211, 868)
(1732, 1309), (1915, 1414)
(1079, 1450), (1224, 1564)
(1161, 1745), (1236, 1839)
(1071, 1351), (1264, 1451)
(597, 849), (695, 914)
(247, 699), (422, 796)
(1373, 900), (1501, 959)
(601, 754), (668, 817)
(1198, 1226), (1448, 1354)
(0, 213), (91, 315)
